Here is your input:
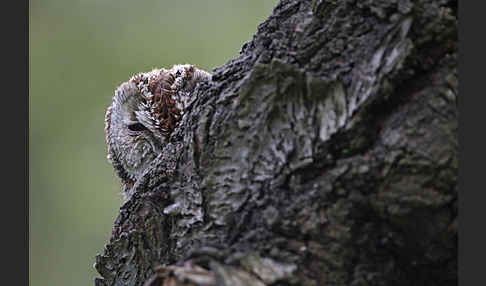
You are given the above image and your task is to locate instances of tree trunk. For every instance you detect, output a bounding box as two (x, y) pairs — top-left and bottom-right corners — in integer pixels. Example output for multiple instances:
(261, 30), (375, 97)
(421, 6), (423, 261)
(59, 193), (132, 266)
(94, 0), (458, 285)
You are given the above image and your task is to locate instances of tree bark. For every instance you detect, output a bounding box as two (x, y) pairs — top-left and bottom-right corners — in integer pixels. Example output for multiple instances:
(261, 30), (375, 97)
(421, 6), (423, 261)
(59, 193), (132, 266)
(94, 0), (458, 285)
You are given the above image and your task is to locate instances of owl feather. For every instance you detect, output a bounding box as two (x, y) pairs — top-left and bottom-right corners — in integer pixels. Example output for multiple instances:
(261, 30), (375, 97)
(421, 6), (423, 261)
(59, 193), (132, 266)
(104, 65), (211, 186)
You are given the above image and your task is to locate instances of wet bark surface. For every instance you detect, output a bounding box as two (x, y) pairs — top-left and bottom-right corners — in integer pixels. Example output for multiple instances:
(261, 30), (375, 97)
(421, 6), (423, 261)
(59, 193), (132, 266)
(95, 0), (458, 285)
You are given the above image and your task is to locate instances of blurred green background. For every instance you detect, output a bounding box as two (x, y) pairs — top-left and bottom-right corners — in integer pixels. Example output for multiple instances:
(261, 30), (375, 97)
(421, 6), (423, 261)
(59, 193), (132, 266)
(29, 0), (277, 285)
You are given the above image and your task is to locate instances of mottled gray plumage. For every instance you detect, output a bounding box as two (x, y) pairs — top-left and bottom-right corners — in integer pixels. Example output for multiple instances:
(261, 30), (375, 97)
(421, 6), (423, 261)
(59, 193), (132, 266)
(105, 65), (211, 185)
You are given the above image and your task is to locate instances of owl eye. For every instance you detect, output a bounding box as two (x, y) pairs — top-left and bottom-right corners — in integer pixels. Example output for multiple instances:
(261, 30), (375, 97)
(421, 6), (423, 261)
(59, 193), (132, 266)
(127, 122), (148, 133)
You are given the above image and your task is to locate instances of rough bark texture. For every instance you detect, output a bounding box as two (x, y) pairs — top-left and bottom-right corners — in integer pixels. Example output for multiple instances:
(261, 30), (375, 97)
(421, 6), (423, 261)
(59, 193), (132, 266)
(94, 0), (458, 285)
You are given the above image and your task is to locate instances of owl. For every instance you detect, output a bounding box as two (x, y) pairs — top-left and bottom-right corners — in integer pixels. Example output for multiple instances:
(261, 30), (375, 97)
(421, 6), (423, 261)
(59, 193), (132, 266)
(104, 64), (211, 185)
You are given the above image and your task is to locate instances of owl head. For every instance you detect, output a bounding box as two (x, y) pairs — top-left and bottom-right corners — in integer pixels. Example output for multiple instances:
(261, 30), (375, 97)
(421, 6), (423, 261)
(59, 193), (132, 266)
(104, 65), (211, 185)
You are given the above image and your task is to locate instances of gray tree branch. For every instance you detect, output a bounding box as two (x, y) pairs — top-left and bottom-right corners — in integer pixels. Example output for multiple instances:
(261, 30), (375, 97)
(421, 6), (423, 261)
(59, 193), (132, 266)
(95, 0), (458, 285)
